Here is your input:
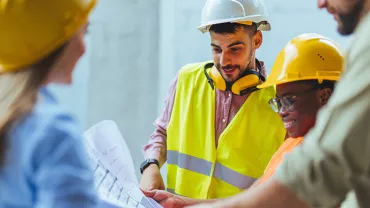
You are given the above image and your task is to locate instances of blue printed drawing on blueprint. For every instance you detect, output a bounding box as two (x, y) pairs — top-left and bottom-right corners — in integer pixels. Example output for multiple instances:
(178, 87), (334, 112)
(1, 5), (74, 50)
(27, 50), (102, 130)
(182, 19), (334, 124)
(83, 120), (162, 208)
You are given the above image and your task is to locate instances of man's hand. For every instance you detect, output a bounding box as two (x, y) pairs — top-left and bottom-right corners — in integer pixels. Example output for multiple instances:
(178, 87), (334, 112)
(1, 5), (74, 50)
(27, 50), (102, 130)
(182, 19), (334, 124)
(139, 164), (165, 191)
(143, 189), (192, 208)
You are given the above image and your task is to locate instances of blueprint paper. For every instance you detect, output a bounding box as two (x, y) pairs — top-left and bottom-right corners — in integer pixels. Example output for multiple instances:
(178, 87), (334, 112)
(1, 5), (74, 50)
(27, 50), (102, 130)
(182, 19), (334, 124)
(84, 120), (137, 184)
(83, 120), (163, 208)
(99, 199), (125, 208)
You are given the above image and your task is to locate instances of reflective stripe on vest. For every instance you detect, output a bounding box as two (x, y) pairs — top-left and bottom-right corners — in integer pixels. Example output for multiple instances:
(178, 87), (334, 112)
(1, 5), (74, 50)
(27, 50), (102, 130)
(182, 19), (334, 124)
(168, 150), (258, 189)
(167, 150), (212, 176)
(213, 162), (257, 189)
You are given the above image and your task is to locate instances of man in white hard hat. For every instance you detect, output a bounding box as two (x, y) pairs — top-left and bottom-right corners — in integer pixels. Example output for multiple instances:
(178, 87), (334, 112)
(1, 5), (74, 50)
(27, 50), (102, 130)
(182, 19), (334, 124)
(140, 0), (285, 202)
(186, 0), (370, 207)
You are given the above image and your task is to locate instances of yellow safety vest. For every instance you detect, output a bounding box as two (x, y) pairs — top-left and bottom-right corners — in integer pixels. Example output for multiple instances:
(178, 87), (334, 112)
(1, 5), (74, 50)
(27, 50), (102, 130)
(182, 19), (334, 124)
(167, 61), (286, 199)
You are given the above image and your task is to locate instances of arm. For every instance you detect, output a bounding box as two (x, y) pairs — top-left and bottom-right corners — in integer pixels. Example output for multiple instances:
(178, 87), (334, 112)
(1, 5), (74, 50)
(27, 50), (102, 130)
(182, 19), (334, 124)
(140, 73), (179, 191)
(31, 115), (98, 208)
(142, 73), (179, 167)
(187, 179), (309, 208)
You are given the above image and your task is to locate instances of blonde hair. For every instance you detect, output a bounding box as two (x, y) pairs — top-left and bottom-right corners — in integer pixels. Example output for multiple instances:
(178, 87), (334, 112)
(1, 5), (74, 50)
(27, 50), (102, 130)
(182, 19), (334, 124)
(0, 45), (66, 166)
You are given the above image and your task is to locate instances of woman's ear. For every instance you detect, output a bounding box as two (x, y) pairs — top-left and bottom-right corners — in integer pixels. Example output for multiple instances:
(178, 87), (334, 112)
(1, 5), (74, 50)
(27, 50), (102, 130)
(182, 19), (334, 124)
(319, 88), (332, 106)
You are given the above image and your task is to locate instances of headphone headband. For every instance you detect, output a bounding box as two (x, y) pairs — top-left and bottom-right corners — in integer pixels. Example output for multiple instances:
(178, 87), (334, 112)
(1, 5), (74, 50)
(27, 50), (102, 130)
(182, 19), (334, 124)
(204, 62), (215, 90)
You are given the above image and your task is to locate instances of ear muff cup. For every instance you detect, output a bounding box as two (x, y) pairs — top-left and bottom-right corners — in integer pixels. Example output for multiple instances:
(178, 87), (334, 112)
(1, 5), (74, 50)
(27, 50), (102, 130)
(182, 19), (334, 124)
(204, 63), (265, 95)
(231, 70), (261, 94)
(209, 66), (227, 91)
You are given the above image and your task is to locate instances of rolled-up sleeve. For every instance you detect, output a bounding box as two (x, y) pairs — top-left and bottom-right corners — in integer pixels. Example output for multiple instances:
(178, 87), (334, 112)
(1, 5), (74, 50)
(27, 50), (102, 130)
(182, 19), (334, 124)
(276, 15), (370, 208)
(142, 73), (179, 167)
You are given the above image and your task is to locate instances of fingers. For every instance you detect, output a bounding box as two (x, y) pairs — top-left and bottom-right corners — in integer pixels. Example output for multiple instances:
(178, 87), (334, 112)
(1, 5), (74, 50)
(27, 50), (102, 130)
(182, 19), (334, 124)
(160, 198), (176, 208)
(144, 190), (170, 201)
(141, 189), (156, 197)
(152, 190), (170, 201)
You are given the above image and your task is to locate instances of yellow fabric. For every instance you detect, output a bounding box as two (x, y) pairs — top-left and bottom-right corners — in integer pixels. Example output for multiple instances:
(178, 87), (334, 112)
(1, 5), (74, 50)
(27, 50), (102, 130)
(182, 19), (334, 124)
(0, 0), (97, 72)
(258, 33), (345, 89)
(167, 61), (286, 199)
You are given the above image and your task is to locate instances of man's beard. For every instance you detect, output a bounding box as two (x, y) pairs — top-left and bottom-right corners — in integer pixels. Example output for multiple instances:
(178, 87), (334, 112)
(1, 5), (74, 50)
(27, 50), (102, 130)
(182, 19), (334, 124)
(215, 64), (241, 83)
(336, 0), (364, 35)
(215, 59), (252, 83)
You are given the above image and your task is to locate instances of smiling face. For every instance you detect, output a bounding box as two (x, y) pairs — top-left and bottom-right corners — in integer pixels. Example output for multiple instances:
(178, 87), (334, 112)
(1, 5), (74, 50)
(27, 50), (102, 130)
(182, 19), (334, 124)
(318, 0), (365, 35)
(209, 23), (262, 83)
(275, 81), (333, 138)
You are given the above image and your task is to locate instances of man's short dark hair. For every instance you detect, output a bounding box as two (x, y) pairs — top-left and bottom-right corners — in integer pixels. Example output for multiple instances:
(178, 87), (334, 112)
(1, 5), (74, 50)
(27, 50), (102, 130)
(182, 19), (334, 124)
(209, 22), (257, 34)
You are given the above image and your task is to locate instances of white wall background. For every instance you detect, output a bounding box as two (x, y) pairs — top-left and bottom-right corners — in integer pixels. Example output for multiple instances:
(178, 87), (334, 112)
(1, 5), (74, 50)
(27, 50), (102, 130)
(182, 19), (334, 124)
(51, 0), (353, 179)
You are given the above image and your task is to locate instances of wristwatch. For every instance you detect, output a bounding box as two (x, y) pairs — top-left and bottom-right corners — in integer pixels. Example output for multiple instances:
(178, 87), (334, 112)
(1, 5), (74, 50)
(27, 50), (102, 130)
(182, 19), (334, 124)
(140, 158), (159, 174)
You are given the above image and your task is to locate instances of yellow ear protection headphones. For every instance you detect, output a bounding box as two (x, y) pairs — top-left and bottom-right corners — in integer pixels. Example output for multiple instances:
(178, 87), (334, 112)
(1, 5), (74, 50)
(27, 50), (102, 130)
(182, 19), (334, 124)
(204, 59), (266, 95)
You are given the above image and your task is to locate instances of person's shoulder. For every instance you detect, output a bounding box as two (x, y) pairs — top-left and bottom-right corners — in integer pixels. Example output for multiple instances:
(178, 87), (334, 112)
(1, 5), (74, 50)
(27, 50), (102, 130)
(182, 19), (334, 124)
(9, 88), (83, 172)
(354, 13), (370, 41)
(349, 13), (370, 60)
(15, 88), (80, 147)
(338, 13), (370, 93)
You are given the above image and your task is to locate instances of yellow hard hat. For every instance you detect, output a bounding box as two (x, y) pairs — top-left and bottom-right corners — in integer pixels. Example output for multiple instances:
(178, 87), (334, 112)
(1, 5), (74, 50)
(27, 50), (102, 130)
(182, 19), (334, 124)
(258, 33), (345, 89)
(0, 0), (97, 73)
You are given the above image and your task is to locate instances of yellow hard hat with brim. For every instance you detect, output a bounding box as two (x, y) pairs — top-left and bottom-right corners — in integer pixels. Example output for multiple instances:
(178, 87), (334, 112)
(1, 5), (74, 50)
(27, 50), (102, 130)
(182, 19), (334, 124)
(0, 0), (97, 73)
(258, 33), (345, 89)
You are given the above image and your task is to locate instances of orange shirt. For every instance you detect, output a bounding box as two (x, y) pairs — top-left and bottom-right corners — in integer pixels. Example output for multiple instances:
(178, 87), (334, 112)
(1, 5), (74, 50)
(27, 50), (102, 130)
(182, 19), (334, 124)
(259, 137), (304, 185)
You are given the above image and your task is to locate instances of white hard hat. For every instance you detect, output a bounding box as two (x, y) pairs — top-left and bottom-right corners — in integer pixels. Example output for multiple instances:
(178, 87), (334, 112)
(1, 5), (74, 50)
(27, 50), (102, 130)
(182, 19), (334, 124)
(198, 0), (271, 33)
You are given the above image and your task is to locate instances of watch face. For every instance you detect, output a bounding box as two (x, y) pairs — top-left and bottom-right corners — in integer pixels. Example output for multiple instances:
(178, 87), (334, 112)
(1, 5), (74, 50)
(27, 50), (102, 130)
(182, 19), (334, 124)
(140, 159), (159, 174)
(140, 160), (148, 169)
(140, 159), (150, 172)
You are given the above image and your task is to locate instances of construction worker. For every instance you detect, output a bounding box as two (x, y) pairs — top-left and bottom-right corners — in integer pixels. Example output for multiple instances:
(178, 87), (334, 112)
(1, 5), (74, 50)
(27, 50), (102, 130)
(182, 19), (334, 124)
(187, 0), (370, 207)
(140, 0), (286, 199)
(256, 33), (344, 186)
(0, 0), (100, 207)
(145, 33), (345, 208)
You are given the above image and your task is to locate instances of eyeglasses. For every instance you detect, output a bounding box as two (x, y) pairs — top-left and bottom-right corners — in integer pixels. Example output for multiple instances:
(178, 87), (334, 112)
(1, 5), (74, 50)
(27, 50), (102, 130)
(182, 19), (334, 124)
(268, 86), (320, 113)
